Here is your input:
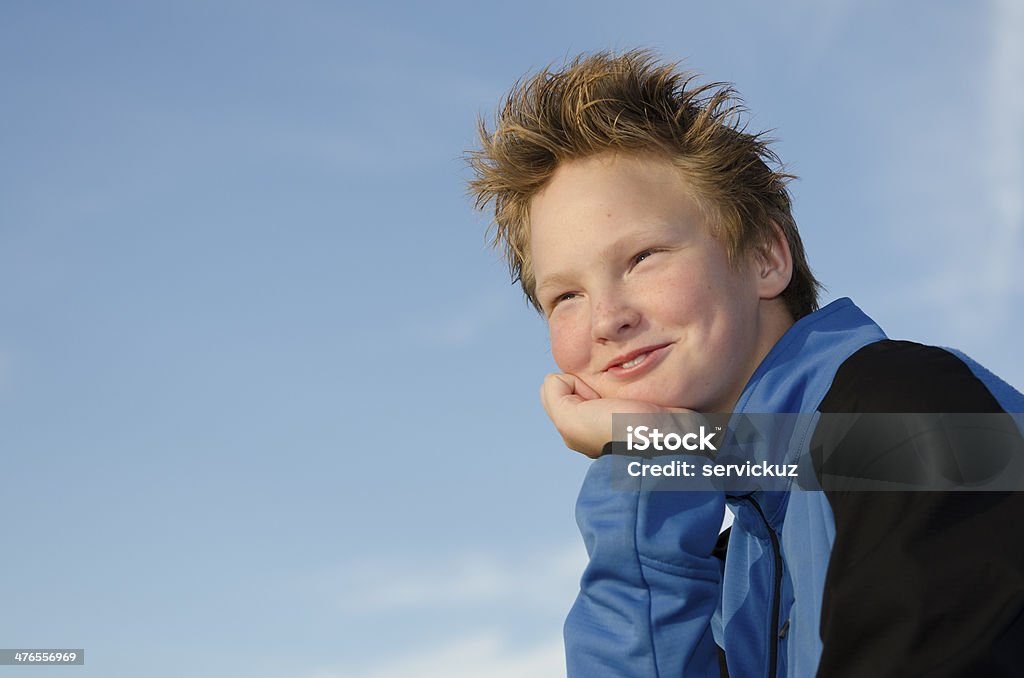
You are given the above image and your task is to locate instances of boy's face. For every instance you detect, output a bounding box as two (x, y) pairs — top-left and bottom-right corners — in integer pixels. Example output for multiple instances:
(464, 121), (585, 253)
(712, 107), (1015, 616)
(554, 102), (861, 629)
(529, 152), (778, 413)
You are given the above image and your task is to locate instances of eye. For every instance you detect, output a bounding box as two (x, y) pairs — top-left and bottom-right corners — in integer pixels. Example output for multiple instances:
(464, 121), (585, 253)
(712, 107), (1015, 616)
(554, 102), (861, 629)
(545, 291), (579, 314)
(632, 249), (656, 266)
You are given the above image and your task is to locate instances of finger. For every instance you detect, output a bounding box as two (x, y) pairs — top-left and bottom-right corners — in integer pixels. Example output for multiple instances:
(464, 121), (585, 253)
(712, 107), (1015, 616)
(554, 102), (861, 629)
(540, 373), (575, 417)
(544, 372), (599, 402)
(569, 374), (602, 401)
(664, 406), (697, 414)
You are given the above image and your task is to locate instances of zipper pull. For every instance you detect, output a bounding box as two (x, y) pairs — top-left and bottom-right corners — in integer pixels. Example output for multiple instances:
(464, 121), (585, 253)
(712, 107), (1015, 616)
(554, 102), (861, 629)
(778, 619), (790, 639)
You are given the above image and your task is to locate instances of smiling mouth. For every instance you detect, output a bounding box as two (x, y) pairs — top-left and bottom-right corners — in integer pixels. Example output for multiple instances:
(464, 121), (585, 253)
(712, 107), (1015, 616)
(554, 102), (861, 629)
(604, 343), (673, 374)
(619, 353), (651, 369)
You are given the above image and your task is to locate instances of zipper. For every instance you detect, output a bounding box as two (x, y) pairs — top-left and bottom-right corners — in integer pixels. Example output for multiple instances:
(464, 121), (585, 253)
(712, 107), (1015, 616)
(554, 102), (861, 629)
(742, 495), (783, 678)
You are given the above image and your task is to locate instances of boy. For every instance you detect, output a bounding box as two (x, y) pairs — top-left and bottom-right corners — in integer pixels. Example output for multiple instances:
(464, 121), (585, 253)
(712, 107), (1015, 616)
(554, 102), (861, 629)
(468, 50), (1024, 676)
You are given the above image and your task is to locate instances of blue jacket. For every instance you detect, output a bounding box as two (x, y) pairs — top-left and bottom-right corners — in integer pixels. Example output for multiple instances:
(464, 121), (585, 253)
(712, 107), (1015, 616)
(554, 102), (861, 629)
(564, 298), (1024, 677)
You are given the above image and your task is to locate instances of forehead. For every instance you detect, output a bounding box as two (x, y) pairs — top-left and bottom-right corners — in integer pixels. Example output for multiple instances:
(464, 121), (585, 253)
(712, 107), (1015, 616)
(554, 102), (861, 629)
(528, 152), (710, 269)
(531, 152), (696, 221)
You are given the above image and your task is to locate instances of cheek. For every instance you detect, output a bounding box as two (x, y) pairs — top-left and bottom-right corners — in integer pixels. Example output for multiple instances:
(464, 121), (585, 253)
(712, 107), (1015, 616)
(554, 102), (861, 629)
(549, 317), (589, 373)
(644, 275), (704, 325)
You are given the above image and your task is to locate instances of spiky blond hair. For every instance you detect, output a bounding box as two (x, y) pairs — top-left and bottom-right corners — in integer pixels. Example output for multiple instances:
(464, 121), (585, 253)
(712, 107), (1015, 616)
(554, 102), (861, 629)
(467, 49), (820, 320)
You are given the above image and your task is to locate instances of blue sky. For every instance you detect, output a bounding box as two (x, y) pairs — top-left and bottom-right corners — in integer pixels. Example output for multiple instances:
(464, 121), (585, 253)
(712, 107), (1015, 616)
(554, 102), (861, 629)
(1, 1), (1021, 676)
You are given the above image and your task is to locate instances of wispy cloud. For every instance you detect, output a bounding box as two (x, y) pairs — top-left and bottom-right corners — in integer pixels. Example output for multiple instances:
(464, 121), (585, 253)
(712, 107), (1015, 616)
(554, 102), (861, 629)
(984, 0), (1024, 301)
(310, 544), (585, 614)
(413, 287), (534, 349)
(869, 2), (1024, 345)
(789, 0), (857, 74)
(0, 348), (10, 394)
(296, 545), (582, 677)
(306, 631), (565, 678)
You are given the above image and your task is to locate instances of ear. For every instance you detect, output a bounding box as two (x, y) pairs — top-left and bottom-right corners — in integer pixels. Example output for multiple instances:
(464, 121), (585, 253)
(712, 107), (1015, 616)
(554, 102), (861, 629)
(754, 221), (793, 300)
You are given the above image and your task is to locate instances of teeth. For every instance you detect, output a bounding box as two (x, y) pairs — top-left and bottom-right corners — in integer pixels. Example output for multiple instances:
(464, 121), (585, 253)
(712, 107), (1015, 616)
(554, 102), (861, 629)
(620, 353), (649, 369)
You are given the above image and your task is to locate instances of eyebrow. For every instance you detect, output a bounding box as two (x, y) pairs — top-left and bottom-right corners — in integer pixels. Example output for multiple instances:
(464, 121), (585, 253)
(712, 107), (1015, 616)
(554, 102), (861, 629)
(535, 272), (579, 298)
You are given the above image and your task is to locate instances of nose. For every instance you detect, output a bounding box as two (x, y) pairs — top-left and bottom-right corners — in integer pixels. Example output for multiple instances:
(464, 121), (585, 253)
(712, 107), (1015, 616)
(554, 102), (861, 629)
(591, 293), (641, 342)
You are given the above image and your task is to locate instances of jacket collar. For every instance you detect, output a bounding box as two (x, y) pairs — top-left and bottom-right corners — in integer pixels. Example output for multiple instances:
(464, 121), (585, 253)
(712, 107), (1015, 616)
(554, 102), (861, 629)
(726, 298), (887, 525)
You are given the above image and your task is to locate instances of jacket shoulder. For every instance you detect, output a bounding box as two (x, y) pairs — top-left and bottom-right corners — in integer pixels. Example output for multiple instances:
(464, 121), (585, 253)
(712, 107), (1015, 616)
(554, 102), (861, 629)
(819, 339), (1004, 414)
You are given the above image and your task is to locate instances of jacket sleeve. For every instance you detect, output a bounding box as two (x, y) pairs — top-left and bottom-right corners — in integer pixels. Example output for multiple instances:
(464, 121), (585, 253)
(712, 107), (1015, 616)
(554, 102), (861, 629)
(817, 489), (1024, 676)
(814, 341), (1024, 676)
(564, 453), (725, 677)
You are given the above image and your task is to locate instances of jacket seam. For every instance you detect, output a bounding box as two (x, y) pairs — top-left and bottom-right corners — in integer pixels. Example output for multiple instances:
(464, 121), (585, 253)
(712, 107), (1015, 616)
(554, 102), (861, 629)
(632, 487), (661, 678)
(638, 554), (721, 581)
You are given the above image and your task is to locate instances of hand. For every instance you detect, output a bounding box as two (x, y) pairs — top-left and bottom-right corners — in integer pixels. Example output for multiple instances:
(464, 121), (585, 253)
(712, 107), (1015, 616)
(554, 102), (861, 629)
(540, 373), (693, 458)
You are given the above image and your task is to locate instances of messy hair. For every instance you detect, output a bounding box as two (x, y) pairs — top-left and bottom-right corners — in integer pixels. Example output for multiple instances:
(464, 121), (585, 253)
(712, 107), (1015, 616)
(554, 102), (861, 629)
(467, 48), (821, 320)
